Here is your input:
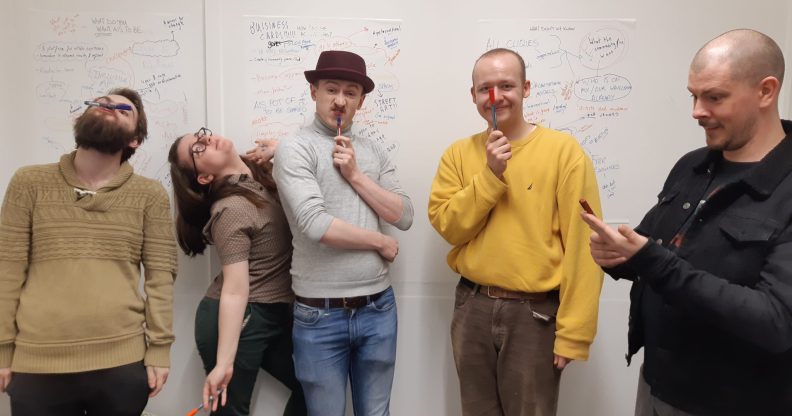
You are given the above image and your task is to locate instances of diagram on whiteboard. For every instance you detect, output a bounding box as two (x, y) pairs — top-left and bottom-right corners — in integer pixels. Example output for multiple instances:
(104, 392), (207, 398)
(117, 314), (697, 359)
(28, 10), (203, 186)
(245, 17), (402, 156)
(478, 20), (636, 202)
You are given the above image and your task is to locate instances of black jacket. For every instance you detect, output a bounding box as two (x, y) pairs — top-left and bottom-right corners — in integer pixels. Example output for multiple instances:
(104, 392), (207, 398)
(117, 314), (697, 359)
(607, 120), (792, 415)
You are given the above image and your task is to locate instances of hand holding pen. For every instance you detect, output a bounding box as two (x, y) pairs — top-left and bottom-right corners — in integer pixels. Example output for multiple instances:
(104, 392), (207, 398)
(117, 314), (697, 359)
(488, 87), (498, 130)
(186, 387), (225, 415)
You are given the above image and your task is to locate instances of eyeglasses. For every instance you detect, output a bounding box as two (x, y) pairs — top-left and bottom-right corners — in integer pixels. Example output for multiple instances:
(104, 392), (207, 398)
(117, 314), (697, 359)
(190, 127), (212, 176)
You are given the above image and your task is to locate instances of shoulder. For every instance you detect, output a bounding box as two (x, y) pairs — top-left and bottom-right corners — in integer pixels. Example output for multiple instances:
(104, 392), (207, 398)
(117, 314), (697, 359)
(127, 174), (170, 201)
(443, 131), (488, 155)
(211, 194), (255, 215)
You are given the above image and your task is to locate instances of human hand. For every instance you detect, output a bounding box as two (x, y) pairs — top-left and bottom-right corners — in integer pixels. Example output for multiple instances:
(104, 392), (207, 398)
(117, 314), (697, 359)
(0, 368), (11, 393)
(554, 354), (573, 370)
(377, 233), (399, 262)
(485, 130), (511, 179)
(245, 139), (279, 165)
(581, 212), (648, 267)
(333, 136), (360, 181)
(203, 365), (232, 412)
(146, 365), (169, 397)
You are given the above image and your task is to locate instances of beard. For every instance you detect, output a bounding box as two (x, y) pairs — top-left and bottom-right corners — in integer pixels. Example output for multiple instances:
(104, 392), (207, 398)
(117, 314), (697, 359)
(73, 110), (137, 155)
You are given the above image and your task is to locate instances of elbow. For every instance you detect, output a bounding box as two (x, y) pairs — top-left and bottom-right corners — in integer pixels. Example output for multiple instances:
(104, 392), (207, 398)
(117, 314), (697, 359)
(390, 196), (414, 230)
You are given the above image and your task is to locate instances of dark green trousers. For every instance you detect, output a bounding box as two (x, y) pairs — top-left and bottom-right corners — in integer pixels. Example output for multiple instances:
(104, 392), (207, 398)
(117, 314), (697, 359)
(195, 297), (306, 416)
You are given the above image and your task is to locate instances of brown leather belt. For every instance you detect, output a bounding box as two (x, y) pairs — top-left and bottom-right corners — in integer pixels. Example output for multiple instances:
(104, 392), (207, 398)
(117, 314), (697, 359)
(460, 276), (556, 301)
(295, 290), (385, 309)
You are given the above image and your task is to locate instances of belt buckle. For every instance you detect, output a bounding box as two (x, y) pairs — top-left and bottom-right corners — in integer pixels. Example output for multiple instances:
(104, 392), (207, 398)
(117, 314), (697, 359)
(342, 297), (352, 309)
(486, 286), (499, 299)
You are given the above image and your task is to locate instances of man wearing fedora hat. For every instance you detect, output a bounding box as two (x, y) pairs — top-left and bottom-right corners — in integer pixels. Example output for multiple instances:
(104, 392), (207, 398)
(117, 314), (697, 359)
(273, 50), (413, 416)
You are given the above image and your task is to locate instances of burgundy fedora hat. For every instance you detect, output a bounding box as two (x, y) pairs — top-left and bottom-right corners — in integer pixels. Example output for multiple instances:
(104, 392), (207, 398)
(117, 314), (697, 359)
(304, 50), (375, 94)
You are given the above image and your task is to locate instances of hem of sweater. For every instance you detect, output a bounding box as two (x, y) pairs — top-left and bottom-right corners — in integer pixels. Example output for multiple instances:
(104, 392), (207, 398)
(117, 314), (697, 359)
(554, 336), (591, 361)
(11, 332), (146, 373)
(292, 276), (391, 298)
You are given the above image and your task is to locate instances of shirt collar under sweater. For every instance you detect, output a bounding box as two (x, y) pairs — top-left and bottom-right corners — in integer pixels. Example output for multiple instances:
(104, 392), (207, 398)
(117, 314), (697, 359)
(58, 151), (134, 212)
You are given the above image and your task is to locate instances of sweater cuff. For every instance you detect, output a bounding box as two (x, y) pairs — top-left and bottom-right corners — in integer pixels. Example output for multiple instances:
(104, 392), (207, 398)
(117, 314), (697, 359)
(554, 336), (591, 361)
(0, 344), (14, 368)
(143, 344), (171, 368)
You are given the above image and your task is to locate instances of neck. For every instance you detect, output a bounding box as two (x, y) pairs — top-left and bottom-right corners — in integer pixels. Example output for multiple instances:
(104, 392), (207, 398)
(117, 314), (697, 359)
(220, 155), (253, 178)
(497, 118), (535, 141)
(724, 115), (785, 162)
(73, 148), (124, 190)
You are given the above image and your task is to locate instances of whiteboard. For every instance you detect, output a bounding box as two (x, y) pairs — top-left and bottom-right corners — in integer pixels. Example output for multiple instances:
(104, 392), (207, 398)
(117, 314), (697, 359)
(478, 20), (636, 220)
(26, 10), (204, 186)
(231, 17), (403, 157)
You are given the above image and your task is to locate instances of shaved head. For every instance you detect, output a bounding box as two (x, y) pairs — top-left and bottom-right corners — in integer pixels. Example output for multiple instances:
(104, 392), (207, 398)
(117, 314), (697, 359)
(691, 29), (785, 86)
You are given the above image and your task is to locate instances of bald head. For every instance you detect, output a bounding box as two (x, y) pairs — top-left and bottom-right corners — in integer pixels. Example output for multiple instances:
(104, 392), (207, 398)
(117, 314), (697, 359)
(691, 29), (784, 87)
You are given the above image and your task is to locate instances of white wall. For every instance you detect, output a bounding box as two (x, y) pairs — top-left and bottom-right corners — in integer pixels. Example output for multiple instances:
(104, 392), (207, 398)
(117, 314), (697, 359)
(1, 1), (792, 415)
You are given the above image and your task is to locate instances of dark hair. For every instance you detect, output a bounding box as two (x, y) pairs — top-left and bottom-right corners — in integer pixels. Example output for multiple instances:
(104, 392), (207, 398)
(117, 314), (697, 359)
(109, 87), (148, 162)
(168, 135), (278, 256)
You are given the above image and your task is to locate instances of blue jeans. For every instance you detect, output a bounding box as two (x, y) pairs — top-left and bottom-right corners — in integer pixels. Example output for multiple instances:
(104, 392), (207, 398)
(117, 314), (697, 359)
(292, 287), (397, 416)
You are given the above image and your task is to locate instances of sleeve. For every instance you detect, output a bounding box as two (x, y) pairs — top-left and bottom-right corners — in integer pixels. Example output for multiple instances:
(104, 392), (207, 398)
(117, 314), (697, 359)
(272, 138), (334, 241)
(141, 183), (177, 367)
(627, 230), (792, 353)
(0, 170), (34, 367)
(427, 143), (507, 246)
(553, 151), (605, 360)
(375, 144), (413, 230)
(207, 198), (257, 265)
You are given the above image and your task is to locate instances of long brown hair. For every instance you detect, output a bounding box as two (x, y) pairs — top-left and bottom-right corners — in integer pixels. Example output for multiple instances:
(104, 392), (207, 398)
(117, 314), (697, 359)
(168, 135), (277, 256)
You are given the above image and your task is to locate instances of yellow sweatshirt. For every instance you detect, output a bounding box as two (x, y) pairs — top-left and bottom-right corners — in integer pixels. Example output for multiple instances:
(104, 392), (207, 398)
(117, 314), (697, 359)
(428, 125), (604, 360)
(0, 152), (177, 373)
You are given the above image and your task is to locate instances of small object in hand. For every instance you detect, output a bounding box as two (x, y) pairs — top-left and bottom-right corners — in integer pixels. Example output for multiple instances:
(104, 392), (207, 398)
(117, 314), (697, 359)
(579, 198), (595, 216)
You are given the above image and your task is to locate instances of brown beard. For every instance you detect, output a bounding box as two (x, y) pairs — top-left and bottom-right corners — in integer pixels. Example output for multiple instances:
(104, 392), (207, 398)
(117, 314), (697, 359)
(73, 110), (137, 156)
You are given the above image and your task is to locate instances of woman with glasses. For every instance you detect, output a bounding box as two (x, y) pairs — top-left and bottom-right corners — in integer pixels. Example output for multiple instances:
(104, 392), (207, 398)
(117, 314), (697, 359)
(168, 128), (305, 416)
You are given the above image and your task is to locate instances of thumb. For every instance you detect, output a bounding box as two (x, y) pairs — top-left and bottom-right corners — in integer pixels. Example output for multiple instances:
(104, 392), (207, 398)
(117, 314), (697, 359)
(617, 224), (639, 241)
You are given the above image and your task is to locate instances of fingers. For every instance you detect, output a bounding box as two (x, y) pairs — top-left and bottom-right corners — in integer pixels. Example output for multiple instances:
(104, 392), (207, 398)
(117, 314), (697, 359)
(335, 136), (352, 149)
(148, 367), (168, 397)
(0, 369), (11, 393)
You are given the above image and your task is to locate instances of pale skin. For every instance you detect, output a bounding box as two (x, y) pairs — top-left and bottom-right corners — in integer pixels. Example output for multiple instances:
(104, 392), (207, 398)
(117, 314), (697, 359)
(310, 79), (403, 262)
(177, 133), (254, 410)
(472, 54), (571, 369)
(245, 138), (279, 165)
(0, 94), (170, 396)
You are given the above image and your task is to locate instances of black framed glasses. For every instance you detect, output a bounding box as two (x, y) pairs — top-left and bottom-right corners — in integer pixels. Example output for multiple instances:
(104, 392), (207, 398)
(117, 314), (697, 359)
(190, 127), (212, 176)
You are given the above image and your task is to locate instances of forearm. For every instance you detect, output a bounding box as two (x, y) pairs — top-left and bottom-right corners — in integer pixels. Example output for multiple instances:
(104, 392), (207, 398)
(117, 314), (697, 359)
(320, 218), (386, 251)
(429, 167), (505, 245)
(630, 242), (792, 353)
(216, 262), (250, 368)
(347, 171), (404, 224)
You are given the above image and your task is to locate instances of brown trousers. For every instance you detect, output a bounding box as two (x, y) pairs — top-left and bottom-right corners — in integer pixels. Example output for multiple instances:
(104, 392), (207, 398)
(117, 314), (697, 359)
(451, 281), (561, 416)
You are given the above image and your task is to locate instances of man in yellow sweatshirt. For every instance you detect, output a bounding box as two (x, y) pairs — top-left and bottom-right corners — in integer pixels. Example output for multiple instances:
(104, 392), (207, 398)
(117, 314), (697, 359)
(428, 48), (604, 415)
(0, 88), (177, 415)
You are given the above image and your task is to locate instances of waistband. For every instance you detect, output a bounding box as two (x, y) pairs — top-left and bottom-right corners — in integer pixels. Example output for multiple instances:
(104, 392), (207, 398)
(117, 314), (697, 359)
(460, 276), (557, 301)
(295, 288), (387, 309)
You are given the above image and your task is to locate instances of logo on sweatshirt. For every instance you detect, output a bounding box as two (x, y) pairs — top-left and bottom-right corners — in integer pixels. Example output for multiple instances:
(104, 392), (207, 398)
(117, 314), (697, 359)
(527, 183), (533, 190)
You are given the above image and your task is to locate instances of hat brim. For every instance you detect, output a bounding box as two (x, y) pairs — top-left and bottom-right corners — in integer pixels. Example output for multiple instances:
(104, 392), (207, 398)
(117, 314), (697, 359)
(304, 68), (375, 94)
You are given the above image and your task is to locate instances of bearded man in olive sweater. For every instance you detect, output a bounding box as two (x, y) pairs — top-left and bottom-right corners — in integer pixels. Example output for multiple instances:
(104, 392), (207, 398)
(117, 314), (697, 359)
(0, 88), (177, 415)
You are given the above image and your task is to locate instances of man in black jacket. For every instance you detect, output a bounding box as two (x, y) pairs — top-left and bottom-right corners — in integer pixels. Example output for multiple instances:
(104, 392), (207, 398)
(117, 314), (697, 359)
(582, 29), (792, 416)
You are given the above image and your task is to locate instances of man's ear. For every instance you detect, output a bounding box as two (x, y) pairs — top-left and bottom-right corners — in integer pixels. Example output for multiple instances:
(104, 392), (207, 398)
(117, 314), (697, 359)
(196, 173), (214, 186)
(128, 138), (141, 149)
(357, 94), (366, 109)
(523, 80), (531, 98)
(470, 86), (476, 103)
(757, 76), (780, 109)
(310, 84), (318, 101)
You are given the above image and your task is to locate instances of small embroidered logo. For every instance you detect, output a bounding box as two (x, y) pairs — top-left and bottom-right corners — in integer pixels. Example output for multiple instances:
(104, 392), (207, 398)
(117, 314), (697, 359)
(527, 183), (533, 190)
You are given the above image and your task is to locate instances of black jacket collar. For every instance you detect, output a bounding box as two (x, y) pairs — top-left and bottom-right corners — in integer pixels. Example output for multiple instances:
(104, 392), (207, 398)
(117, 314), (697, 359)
(692, 119), (792, 198)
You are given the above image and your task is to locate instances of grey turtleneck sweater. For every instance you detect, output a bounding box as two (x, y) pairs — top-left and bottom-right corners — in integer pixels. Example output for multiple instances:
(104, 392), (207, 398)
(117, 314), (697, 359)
(273, 115), (413, 298)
